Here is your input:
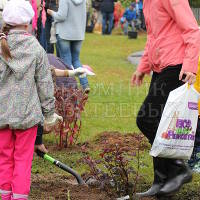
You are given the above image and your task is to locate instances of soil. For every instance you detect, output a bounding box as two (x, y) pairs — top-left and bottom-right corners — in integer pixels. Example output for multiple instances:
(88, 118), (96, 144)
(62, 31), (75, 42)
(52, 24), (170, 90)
(46, 131), (150, 155)
(31, 132), (199, 200)
(30, 174), (112, 200)
(75, 131), (150, 154)
(30, 132), (152, 200)
(92, 131), (150, 151)
(30, 174), (154, 200)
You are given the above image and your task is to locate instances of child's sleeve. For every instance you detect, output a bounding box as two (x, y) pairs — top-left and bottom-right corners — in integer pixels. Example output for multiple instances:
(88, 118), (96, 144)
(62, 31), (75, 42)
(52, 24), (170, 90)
(35, 48), (55, 118)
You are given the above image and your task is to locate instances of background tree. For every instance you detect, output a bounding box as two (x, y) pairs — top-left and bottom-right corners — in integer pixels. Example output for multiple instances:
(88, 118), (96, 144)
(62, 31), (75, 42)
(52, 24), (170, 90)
(189, 0), (200, 8)
(119, 0), (132, 8)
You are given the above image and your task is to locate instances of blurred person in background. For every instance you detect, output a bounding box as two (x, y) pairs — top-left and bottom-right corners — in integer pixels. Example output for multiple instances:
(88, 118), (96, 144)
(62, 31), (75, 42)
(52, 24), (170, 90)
(92, 0), (103, 33)
(36, 0), (47, 49)
(137, 0), (145, 30)
(113, 1), (124, 28)
(86, 0), (91, 26)
(47, 0), (90, 92)
(45, 0), (59, 53)
(121, 3), (137, 35)
(100, 0), (115, 35)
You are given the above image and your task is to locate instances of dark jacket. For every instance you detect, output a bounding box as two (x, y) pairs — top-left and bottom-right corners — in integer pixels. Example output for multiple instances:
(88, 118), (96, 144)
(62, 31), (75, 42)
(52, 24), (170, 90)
(92, 0), (103, 11)
(100, 0), (115, 13)
(45, 0), (58, 11)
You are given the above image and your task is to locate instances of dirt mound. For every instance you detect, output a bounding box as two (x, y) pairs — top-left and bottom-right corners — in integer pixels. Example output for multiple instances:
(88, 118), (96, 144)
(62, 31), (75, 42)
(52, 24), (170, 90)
(31, 174), (112, 200)
(47, 132), (150, 153)
(93, 131), (150, 151)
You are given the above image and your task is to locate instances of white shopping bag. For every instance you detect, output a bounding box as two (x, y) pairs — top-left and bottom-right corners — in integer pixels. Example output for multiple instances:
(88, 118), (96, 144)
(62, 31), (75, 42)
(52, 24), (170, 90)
(150, 83), (200, 160)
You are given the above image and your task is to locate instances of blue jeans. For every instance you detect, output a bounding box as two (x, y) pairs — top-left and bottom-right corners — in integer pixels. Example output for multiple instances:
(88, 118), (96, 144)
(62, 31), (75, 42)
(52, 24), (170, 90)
(102, 12), (114, 35)
(56, 35), (89, 89)
(39, 26), (47, 50)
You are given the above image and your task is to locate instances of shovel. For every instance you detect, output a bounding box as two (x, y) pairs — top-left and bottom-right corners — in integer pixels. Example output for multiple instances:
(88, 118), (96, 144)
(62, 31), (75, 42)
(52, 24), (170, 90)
(36, 149), (85, 185)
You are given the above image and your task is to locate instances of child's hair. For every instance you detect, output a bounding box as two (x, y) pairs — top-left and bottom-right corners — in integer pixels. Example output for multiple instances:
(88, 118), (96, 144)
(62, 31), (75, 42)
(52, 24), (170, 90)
(0, 24), (13, 61)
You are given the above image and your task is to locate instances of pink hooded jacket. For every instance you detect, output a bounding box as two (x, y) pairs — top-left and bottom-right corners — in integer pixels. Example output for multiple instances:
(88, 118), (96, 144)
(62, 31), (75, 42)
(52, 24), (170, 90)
(138, 0), (200, 74)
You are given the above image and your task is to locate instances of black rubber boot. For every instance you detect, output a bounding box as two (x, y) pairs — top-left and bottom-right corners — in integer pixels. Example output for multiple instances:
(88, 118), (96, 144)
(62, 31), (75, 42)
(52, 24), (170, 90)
(157, 159), (192, 197)
(136, 157), (167, 198)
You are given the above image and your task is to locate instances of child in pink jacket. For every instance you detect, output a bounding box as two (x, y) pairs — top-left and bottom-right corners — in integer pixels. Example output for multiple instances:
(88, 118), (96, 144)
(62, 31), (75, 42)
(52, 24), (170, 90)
(132, 0), (200, 198)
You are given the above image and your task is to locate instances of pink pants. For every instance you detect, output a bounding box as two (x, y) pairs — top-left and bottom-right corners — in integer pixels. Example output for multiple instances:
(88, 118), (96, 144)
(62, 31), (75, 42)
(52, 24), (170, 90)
(0, 127), (37, 200)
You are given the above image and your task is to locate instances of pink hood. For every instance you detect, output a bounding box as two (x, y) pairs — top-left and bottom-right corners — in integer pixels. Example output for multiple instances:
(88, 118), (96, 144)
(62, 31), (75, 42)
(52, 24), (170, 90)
(138, 0), (200, 74)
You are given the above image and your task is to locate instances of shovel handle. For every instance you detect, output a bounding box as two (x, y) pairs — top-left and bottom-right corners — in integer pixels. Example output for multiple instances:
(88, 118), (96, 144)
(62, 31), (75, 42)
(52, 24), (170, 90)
(36, 149), (85, 185)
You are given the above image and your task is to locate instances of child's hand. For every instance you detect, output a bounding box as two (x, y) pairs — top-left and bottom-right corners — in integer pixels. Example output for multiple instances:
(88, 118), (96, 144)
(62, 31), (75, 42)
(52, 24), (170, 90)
(68, 67), (95, 77)
(43, 123), (54, 133)
(35, 144), (48, 154)
(68, 68), (85, 77)
(47, 9), (53, 16)
(44, 113), (63, 127)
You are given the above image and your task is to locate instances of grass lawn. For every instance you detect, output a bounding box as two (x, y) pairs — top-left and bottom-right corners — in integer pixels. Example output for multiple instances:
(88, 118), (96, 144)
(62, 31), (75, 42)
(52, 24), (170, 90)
(30, 33), (200, 199)
(33, 32), (149, 171)
(80, 33), (149, 141)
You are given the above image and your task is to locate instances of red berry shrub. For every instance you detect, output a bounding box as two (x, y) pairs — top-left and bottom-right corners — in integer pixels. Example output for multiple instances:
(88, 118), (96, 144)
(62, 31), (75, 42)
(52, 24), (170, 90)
(54, 85), (88, 148)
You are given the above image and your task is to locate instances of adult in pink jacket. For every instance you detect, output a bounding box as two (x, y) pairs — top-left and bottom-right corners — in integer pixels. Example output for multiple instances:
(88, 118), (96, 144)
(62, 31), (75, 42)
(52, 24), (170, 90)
(131, 0), (200, 198)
